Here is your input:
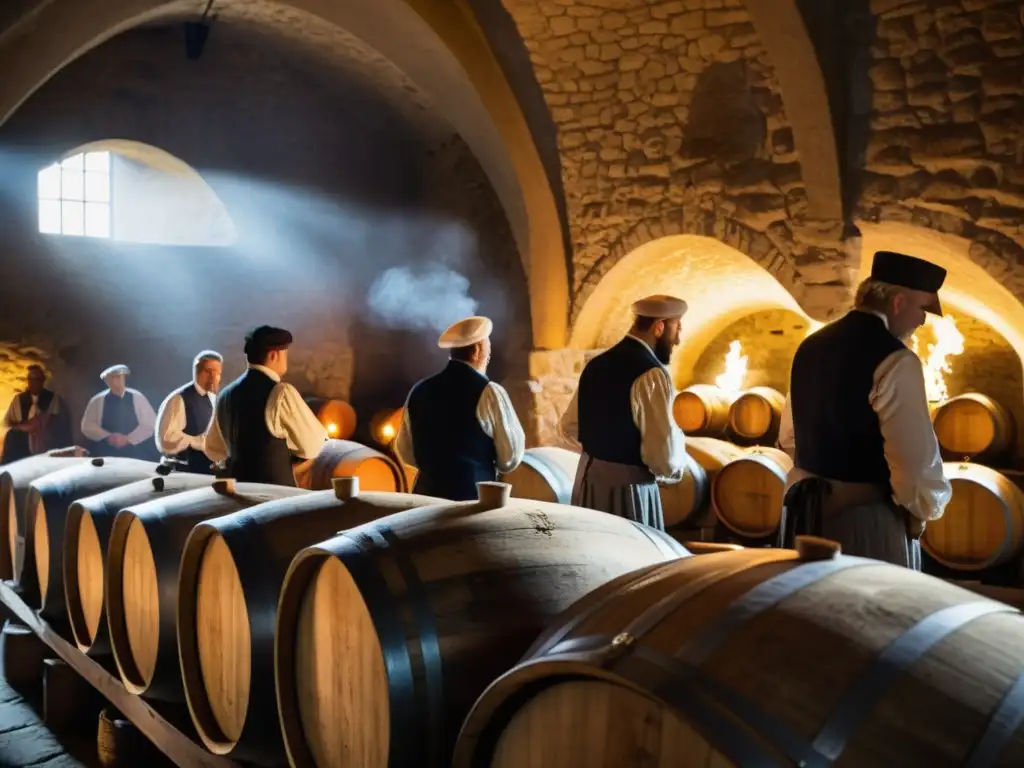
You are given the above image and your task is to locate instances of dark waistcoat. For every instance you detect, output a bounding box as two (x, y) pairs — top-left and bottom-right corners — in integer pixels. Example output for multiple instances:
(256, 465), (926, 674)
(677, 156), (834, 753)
(406, 360), (497, 501)
(789, 310), (908, 485)
(175, 383), (216, 475)
(578, 337), (661, 467)
(101, 391), (139, 435)
(216, 369), (295, 487)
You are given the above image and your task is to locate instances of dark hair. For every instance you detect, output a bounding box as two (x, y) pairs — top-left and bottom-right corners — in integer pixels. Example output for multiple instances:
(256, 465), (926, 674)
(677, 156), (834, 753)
(245, 345), (271, 365)
(26, 364), (45, 376)
(632, 316), (659, 332)
(449, 343), (478, 363)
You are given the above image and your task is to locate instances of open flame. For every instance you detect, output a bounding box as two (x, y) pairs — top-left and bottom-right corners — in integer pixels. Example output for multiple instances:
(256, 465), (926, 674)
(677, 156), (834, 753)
(715, 340), (748, 396)
(911, 314), (965, 403)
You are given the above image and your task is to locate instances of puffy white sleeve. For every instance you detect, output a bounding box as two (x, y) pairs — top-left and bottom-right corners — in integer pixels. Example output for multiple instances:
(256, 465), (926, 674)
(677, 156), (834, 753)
(871, 349), (953, 522)
(557, 388), (582, 452)
(155, 393), (201, 455)
(80, 393), (110, 441)
(776, 392), (796, 460)
(3, 396), (20, 429)
(126, 391), (157, 445)
(265, 382), (329, 459)
(630, 367), (687, 481)
(203, 406), (229, 463)
(476, 382), (526, 474)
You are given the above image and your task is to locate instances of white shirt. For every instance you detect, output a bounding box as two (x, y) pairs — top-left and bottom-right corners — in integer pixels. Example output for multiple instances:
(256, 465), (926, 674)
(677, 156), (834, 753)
(777, 309), (952, 522)
(154, 383), (215, 456)
(80, 388), (157, 446)
(4, 393), (40, 425)
(393, 362), (526, 474)
(203, 365), (328, 463)
(558, 335), (687, 482)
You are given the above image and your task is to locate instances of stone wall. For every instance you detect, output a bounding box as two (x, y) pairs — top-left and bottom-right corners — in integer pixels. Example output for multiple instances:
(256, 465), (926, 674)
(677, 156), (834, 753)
(857, 0), (1024, 298)
(0, 22), (530, 446)
(503, 0), (853, 324)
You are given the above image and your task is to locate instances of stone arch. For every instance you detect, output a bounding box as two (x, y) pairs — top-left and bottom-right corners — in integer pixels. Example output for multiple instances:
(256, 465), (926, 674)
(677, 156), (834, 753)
(569, 233), (812, 388)
(0, 0), (569, 349)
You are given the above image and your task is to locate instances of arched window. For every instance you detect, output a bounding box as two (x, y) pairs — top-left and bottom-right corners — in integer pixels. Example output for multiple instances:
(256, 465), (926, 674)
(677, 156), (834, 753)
(36, 140), (236, 246)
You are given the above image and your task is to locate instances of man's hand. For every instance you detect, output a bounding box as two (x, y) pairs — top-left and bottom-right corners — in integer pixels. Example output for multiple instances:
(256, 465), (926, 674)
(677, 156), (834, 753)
(905, 514), (926, 540)
(107, 434), (129, 448)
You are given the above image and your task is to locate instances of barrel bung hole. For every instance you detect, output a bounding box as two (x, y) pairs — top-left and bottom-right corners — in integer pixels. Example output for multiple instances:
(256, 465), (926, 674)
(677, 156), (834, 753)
(195, 533), (252, 746)
(294, 556), (388, 768)
(76, 511), (105, 643)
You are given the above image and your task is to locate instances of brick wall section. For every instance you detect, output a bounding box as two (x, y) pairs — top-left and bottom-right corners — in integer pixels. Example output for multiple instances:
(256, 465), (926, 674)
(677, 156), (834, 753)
(502, 0), (853, 325)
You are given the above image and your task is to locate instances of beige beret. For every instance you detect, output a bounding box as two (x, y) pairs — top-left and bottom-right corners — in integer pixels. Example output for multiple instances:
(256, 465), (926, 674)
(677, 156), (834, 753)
(631, 294), (688, 319)
(438, 316), (493, 349)
(100, 364), (130, 381)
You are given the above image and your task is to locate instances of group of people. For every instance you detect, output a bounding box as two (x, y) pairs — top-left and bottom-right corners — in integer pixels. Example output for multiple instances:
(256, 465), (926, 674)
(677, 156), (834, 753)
(1, 248), (952, 571)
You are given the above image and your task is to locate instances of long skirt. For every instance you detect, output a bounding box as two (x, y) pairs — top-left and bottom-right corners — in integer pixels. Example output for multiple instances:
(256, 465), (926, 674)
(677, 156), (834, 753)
(570, 453), (665, 531)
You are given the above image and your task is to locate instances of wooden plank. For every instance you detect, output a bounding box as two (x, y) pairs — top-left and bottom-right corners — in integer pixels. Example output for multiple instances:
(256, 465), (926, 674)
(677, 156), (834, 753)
(0, 580), (239, 768)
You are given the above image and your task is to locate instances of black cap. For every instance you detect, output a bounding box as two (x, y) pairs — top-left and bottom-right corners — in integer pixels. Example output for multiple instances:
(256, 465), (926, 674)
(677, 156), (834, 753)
(870, 250), (947, 315)
(244, 325), (293, 356)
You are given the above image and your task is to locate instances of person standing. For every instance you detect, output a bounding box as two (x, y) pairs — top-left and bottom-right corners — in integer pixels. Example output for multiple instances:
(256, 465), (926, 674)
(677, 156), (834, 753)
(154, 350), (223, 474)
(394, 316), (525, 501)
(559, 295), (688, 531)
(1, 364), (73, 464)
(80, 364), (157, 459)
(204, 326), (327, 486)
(777, 250), (953, 569)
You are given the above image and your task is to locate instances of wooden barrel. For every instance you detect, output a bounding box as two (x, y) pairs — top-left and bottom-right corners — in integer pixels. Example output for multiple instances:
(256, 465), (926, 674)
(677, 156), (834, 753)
(673, 384), (732, 435)
(711, 446), (792, 539)
(292, 439), (407, 493)
(500, 446), (580, 504)
(727, 386), (785, 443)
(176, 480), (445, 764)
(63, 472), (216, 655)
(303, 397), (357, 440)
(932, 393), (1015, 461)
(664, 437), (748, 530)
(106, 480), (309, 705)
(658, 452), (708, 530)
(453, 538), (1024, 768)
(1, 452), (90, 582)
(28, 457), (160, 622)
(274, 482), (688, 768)
(923, 462), (1024, 571)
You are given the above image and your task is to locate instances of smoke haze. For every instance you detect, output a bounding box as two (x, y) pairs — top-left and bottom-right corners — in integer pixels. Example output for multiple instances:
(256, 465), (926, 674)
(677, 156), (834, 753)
(367, 263), (479, 333)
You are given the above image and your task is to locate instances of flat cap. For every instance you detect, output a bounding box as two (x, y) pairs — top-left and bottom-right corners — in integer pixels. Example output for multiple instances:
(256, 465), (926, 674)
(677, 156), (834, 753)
(100, 364), (130, 381)
(244, 325), (293, 355)
(870, 251), (946, 315)
(438, 316), (493, 349)
(632, 294), (688, 320)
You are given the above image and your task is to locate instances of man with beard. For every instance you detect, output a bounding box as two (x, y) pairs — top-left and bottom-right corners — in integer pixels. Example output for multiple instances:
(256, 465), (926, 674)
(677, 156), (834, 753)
(1, 365), (73, 463)
(154, 350), (224, 474)
(559, 295), (688, 531)
(394, 315), (525, 501)
(81, 364), (157, 459)
(777, 250), (952, 568)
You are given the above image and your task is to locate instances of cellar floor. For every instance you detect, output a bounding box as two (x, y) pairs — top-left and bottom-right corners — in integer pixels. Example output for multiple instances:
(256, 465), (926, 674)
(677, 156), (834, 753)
(0, 621), (96, 768)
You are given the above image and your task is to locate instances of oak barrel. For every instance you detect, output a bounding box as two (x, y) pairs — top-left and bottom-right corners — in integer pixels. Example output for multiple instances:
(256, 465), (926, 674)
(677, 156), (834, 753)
(177, 479), (444, 764)
(500, 446), (580, 504)
(106, 480), (308, 705)
(712, 446), (793, 539)
(274, 481), (689, 768)
(727, 386), (785, 443)
(64, 472), (216, 655)
(1, 451), (90, 582)
(302, 397), (357, 440)
(292, 438), (408, 493)
(454, 538), (1024, 768)
(673, 384), (732, 435)
(932, 393), (1015, 462)
(923, 462), (1024, 571)
(658, 452), (709, 530)
(28, 457), (160, 622)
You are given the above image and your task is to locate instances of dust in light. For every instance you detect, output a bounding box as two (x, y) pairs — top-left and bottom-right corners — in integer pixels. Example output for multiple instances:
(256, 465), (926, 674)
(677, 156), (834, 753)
(911, 314), (965, 404)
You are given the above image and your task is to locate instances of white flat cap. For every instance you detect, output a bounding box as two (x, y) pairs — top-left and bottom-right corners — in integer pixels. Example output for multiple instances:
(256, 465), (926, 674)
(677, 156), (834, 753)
(632, 294), (688, 319)
(100, 364), (130, 381)
(438, 316), (493, 349)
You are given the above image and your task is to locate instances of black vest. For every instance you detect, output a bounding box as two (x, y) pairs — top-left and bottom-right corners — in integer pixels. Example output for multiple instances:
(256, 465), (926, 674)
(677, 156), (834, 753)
(578, 337), (661, 467)
(17, 389), (54, 423)
(789, 310), (908, 485)
(406, 360), (497, 501)
(101, 391), (139, 435)
(175, 383), (216, 475)
(216, 368), (295, 487)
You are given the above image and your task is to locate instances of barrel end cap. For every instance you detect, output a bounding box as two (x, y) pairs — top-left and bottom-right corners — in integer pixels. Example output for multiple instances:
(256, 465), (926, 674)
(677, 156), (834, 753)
(477, 481), (511, 509)
(213, 478), (236, 495)
(332, 476), (360, 500)
(795, 535), (842, 561)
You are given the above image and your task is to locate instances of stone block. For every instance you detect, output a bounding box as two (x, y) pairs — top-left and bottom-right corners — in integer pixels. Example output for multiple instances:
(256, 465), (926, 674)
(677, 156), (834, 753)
(670, 11), (704, 34)
(869, 60), (906, 90)
(706, 10), (749, 27)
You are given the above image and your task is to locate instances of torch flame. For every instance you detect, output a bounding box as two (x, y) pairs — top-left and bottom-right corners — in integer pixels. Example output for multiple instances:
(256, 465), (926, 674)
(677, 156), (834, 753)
(381, 423), (396, 440)
(715, 340), (748, 396)
(327, 422), (339, 436)
(911, 314), (965, 403)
